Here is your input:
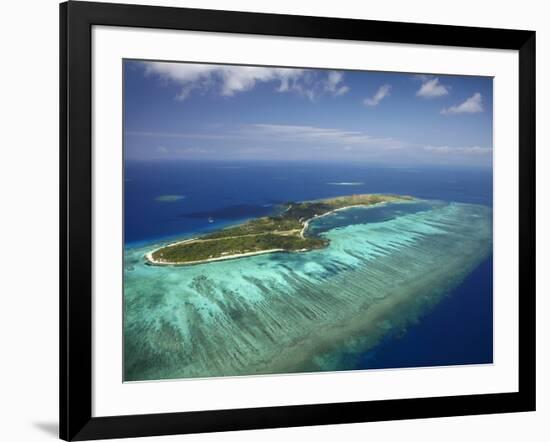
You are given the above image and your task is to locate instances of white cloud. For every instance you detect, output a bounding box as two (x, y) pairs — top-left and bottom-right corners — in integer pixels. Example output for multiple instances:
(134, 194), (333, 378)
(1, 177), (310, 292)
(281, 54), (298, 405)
(126, 130), (234, 140)
(363, 84), (391, 107)
(274, 70), (349, 101)
(423, 145), (492, 155)
(413, 74), (433, 82)
(187, 147), (212, 153)
(324, 71), (350, 96)
(247, 123), (402, 149)
(176, 147), (215, 154)
(144, 62), (304, 99)
(126, 122), (491, 165)
(416, 78), (449, 98)
(441, 92), (483, 115)
(142, 62), (349, 101)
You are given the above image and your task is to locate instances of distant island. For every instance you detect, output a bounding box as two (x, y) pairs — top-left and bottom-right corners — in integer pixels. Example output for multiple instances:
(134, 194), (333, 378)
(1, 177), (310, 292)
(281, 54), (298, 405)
(145, 194), (414, 266)
(154, 195), (186, 202)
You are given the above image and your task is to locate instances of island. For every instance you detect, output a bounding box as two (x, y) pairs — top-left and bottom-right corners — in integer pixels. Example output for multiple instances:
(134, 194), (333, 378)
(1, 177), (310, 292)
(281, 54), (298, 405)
(154, 194), (186, 202)
(145, 194), (414, 266)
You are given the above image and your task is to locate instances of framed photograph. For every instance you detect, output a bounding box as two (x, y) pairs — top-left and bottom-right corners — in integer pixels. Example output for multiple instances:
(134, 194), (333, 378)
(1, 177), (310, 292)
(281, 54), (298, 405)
(60, 1), (536, 440)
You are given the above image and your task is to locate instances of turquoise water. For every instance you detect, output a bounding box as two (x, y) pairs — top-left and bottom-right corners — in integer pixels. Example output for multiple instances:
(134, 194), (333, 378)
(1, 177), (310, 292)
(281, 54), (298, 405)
(124, 200), (492, 381)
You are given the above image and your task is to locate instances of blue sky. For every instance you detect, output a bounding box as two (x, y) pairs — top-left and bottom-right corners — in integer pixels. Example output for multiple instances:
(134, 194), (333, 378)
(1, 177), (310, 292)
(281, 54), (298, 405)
(124, 60), (493, 167)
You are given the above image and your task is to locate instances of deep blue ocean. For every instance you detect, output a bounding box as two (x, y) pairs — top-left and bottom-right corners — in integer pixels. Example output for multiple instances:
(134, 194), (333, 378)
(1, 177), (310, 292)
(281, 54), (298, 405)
(125, 160), (493, 369)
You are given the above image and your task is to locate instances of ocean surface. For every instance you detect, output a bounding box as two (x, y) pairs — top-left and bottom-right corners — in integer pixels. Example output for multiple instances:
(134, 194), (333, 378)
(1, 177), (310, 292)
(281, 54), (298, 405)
(124, 161), (493, 381)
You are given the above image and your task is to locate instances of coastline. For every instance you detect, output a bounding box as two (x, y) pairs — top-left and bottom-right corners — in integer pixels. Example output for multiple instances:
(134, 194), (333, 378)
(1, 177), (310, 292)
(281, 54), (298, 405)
(124, 201), (493, 381)
(299, 202), (387, 239)
(144, 201), (390, 266)
(145, 247), (305, 266)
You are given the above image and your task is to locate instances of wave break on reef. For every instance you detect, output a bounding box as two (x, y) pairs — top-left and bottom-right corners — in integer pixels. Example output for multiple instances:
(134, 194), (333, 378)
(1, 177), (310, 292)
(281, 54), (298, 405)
(123, 200), (492, 381)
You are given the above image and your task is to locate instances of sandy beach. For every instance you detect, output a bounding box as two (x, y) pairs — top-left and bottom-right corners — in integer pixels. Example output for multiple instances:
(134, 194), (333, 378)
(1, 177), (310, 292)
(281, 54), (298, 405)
(146, 248), (289, 266)
(145, 202), (389, 266)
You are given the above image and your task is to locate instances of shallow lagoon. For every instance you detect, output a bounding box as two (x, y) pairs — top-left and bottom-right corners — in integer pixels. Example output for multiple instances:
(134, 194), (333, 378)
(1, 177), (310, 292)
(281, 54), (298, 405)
(124, 200), (492, 381)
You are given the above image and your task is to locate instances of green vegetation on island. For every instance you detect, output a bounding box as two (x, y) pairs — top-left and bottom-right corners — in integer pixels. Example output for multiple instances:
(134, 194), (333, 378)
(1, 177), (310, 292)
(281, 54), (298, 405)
(146, 194), (414, 265)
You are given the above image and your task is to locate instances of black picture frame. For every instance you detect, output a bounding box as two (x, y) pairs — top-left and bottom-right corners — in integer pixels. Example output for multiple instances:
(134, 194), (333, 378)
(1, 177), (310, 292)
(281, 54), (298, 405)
(60, 1), (536, 440)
